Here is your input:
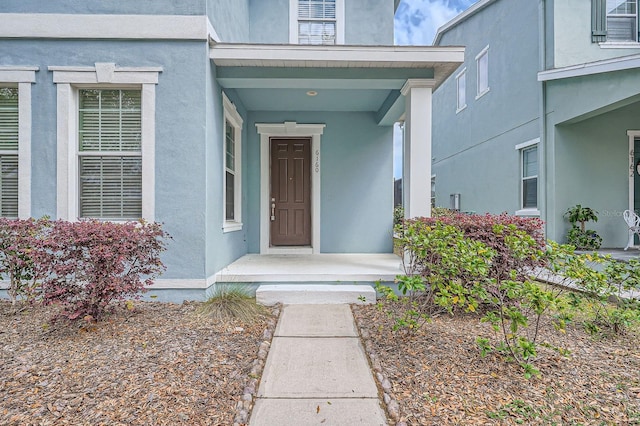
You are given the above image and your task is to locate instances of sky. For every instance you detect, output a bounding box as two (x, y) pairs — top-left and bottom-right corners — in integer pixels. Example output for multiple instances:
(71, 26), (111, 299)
(392, 0), (479, 178)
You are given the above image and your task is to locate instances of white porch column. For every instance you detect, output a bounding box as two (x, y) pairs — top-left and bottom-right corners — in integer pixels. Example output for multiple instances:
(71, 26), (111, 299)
(401, 79), (435, 219)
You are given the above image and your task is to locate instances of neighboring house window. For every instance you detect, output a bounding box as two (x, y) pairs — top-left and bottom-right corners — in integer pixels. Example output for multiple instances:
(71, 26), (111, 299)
(456, 68), (466, 112)
(476, 46), (490, 98)
(592, 0), (639, 42)
(514, 139), (539, 215)
(606, 0), (637, 41)
(290, 0), (345, 44)
(0, 88), (18, 218)
(50, 63), (160, 222)
(223, 93), (243, 232)
(78, 89), (142, 219)
(0, 67), (36, 219)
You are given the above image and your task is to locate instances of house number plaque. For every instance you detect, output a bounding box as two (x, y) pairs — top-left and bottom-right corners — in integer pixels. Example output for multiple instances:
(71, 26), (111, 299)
(315, 150), (320, 173)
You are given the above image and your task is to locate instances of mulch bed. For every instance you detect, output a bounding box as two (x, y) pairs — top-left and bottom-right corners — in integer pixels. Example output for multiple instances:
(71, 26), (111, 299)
(353, 302), (640, 425)
(0, 301), (274, 426)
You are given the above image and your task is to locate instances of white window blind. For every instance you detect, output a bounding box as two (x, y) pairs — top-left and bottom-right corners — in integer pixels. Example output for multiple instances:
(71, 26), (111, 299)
(78, 89), (142, 219)
(0, 88), (19, 218)
(298, 0), (337, 45)
(606, 0), (638, 41)
(522, 146), (538, 209)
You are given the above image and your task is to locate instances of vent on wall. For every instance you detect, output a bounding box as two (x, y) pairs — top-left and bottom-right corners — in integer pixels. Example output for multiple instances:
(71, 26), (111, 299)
(450, 193), (460, 211)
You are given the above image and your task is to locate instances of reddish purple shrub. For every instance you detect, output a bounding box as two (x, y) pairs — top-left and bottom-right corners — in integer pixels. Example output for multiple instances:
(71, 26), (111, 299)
(32, 220), (169, 321)
(0, 217), (49, 305)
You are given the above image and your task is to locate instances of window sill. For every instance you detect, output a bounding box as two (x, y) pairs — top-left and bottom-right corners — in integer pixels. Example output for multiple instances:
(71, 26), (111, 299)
(456, 104), (467, 114)
(515, 208), (540, 217)
(599, 42), (640, 49)
(223, 222), (243, 233)
(475, 87), (490, 100)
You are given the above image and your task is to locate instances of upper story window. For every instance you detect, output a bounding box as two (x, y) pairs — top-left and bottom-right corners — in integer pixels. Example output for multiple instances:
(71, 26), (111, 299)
(455, 68), (466, 112)
(606, 0), (637, 41)
(290, 0), (345, 45)
(592, 0), (639, 43)
(476, 46), (490, 99)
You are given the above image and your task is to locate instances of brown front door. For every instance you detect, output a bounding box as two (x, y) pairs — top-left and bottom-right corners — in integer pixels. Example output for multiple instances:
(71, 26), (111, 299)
(270, 138), (311, 246)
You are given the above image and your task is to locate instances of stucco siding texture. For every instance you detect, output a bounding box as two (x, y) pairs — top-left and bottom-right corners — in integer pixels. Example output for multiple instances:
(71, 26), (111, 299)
(432, 0), (540, 215)
(346, 0), (394, 45)
(553, 0), (640, 68)
(1, 0), (206, 15)
(545, 70), (640, 247)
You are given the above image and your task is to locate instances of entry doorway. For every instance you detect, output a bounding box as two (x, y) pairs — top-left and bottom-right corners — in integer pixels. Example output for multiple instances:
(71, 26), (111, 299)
(270, 138), (312, 246)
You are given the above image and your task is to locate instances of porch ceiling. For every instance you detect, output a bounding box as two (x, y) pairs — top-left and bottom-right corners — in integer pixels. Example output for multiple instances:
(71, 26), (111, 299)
(210, 43), (464, 124)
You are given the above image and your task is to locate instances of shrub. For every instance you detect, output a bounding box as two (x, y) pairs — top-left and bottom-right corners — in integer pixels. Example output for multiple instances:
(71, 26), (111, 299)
(0, 217), (49, 306)
(387, 213), (566, 376)
(398, 213), (546, 282)
(393, 205), (404, 227)
(32, 220), (169, 321)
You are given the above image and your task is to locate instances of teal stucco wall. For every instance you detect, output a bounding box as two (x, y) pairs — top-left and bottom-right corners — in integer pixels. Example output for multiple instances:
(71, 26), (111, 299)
(544, 67), (640, 247)
(432, 0), (540, 215)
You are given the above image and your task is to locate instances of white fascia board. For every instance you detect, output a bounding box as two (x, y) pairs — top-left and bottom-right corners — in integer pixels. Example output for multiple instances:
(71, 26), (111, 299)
(538, 53), (640, 81)
(210, 44), (465, 66)
(0, 14), (210, 40)
(433, 0), (497, 45)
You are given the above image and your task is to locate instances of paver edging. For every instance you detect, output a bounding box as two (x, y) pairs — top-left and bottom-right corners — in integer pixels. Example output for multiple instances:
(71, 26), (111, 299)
(233, 304), (281, 426)
(351, 304), (406, 426)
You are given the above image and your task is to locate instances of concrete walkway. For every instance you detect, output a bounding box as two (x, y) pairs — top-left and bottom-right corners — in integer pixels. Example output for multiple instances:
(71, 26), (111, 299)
(249, 304), (387, 425)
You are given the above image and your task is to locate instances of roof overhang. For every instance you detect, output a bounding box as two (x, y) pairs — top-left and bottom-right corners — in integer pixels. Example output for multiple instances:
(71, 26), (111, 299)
(433, 0), (497, 45)
(210, 43), (464, 88)
(538, 53), (640, 81)
(210, 43), (463, 125)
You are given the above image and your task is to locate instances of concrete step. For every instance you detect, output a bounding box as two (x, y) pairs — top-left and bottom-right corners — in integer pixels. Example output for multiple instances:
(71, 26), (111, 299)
(256, 284), (376, 306)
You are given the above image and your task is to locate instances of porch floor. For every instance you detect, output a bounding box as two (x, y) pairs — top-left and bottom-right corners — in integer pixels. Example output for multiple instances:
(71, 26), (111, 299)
(581, 248), (640, 263)
(215, 253), (402, 283)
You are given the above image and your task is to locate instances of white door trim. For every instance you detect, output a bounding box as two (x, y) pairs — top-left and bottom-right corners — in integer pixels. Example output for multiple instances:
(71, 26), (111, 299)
(256, 122), (324, 254)
(628, 130), (640, 214)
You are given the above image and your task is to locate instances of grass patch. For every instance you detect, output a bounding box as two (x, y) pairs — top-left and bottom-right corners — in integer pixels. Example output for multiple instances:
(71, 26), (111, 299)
(196, 285), (266, 322)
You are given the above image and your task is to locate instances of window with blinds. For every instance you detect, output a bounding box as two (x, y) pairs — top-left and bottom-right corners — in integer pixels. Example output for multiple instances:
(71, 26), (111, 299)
(522, 146), (538, 209)
(298, 0), (337, 45)
(0, 88), (18, 218)
(78, 89), (142, 219)
(225, 119), (236, 221)
(606, 0), (638, 41)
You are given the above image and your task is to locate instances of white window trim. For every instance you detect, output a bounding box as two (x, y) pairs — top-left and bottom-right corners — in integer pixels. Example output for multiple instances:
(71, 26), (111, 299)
(455, 67), (467, 113)
(289, 0), (345, 45)
(256, 121), (324, 254)
(515, 138), (540, 216)
(222, 92), (243, 233)
(50, 63), (160, 222)
(599, 42), (640, 48)
(0, 67), (37, 219)
(475, 45), (490, 100)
